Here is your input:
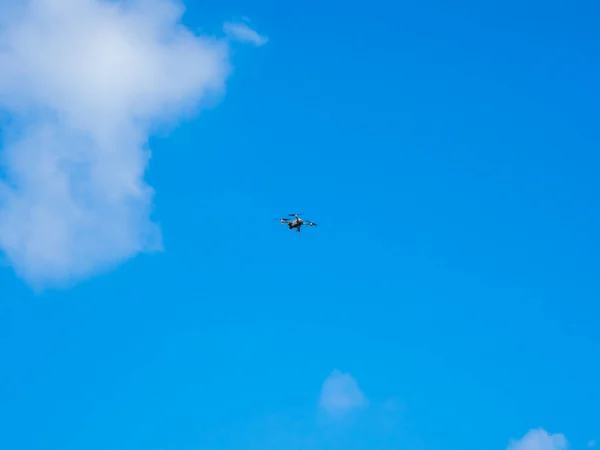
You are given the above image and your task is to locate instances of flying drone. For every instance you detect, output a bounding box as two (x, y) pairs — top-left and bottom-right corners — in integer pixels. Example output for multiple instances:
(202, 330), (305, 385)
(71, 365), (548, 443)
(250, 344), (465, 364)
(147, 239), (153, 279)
(279, 213), (318, 233)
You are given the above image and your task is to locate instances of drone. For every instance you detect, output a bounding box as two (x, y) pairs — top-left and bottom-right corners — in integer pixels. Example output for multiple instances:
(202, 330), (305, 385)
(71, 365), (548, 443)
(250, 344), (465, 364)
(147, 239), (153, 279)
(279, 213), (318, 233)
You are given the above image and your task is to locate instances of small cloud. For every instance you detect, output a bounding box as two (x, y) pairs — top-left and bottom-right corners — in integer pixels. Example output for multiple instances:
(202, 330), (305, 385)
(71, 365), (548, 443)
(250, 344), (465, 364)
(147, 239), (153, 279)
(507, 428), (568, 450)
(318, 370), (368, 418)
(589, 440), (596, 448)
(223, 20), (268, 46)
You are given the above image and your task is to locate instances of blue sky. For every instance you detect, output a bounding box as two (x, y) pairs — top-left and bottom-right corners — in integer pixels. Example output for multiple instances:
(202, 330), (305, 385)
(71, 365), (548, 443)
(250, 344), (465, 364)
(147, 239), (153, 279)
(0, 0), (599, 449)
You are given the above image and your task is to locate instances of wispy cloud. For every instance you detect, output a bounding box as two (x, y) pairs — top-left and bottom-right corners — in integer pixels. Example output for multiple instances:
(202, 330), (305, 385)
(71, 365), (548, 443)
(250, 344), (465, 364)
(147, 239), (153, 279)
(507, 429), (568, 450)
(318, 369), (368, 418)
(0, 0), (264, 289)
(223, 20), (268, 46)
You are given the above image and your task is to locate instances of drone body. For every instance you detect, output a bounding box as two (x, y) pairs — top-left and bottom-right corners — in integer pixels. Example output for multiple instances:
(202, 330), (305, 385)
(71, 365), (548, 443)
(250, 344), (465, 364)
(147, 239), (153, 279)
(279, 213), (317, 233)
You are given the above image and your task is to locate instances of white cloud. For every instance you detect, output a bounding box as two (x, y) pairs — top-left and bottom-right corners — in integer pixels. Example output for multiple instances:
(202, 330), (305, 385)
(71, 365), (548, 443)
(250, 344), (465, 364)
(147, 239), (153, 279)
(318, 369), (368, 418)
(223, 20), (268, 46)
(0, 0), (263, 288)
(507, 429), (568, 450)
